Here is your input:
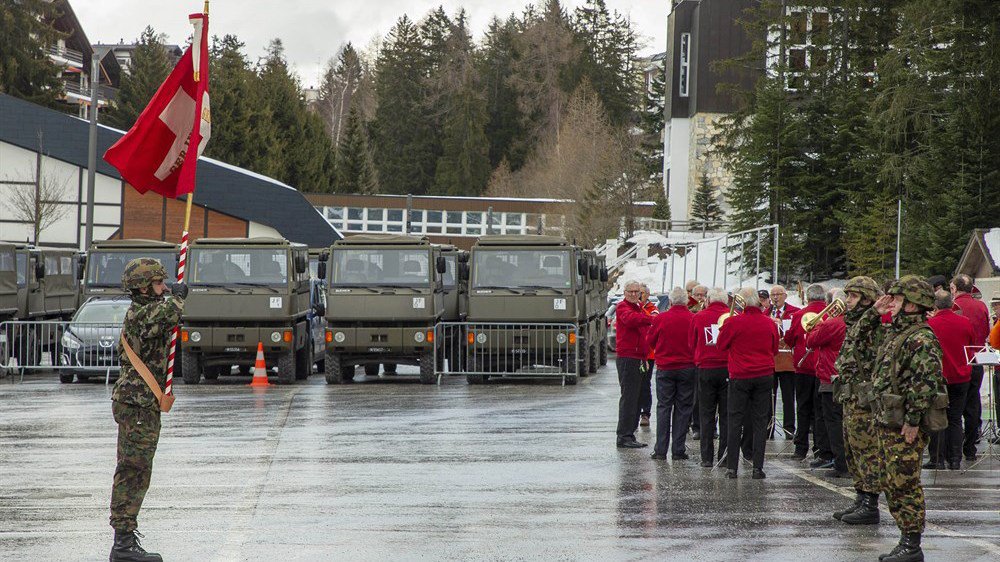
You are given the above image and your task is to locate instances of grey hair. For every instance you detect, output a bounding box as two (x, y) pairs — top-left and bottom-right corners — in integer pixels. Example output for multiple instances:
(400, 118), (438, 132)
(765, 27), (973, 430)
(806, 283), (827, 302)
(738, 287), (761, 308)
(934, 289), (953, 310)
(669, 286), (688, 306)
(623, 279), (641, 291)
(707, 287), (728, 304)
(692, 284), (708, 295)
(828, 289), (846, 304)
(640, 283), (650, 293)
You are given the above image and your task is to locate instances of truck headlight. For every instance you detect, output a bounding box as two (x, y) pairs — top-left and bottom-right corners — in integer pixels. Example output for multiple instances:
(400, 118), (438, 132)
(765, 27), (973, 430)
(333, 331), (346, 343)
(190, 331), (202, 343)
(270, 331), (282, 343)
(414, 332), (425, 343)
(61, 333), (81, 350)
(476, 333), (487, 344)
(556, 333), (567, 344)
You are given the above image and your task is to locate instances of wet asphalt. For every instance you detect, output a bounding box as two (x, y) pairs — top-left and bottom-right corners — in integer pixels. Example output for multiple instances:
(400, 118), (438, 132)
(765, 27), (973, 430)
(1, 363), (998, 561)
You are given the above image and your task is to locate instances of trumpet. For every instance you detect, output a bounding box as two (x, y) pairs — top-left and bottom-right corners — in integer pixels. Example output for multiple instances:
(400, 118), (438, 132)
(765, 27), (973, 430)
(801, 298), (846, 332)
(717, 294), (747, 327)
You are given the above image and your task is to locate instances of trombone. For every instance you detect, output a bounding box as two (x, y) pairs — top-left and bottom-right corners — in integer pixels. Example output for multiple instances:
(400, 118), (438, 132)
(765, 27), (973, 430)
(801, 298), (846, 332)
(717, 294), (747, 327)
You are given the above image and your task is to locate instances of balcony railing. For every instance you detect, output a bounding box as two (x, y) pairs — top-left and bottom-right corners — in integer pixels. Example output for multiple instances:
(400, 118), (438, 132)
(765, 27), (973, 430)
(48, 45), (84, 67)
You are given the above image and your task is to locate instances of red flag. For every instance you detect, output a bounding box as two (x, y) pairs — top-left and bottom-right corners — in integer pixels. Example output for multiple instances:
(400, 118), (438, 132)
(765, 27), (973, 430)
(104, 12), (211, 199)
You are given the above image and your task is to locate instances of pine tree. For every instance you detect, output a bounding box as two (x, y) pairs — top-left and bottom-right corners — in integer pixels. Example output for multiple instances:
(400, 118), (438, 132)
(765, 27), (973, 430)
(317, 43), (363, 146)
(639, 63), (665, 191)
(479, 16), (528, 170)
(336, 106), (377, 194)
(571, 0), (640, 125)
(652, 191), (671, 221)
(690, 173), (723, 230)
(106, 27), (171, 129)
(0, 0), (62, 107)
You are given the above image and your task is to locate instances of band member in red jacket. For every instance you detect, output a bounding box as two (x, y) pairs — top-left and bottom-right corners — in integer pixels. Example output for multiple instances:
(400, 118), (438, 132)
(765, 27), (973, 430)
(785, 284), (831, 464)
(805, 289), (848, 477)
(689, 288), (730, 466)
(927, 290), (976, 469)
(638, 285), (659, 427)
(615, 281), (654, 449)
(768, 285), (800, 439)
(951, 274), (991, 460)
(718, 288), (779, 479)
(646, 287), (696, 461)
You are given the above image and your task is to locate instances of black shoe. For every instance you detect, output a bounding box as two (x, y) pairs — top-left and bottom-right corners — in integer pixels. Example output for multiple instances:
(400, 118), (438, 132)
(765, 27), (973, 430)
(834, 491), (864, 521)
(110, 530), (162, 562)
(672, 452), (689, 460)
(809, 457), (834, 469)
(700, 460), (714, 468)
(725, 469), (738, 479)
(921, 460), (944, 470)
(650, 452), (667, 460)
(617, 440), (647, 449)
(880, 532), (923, 562)
(751, 469), (766, 480)
(947, 461), (961, 470)
(842, 492), (879, 525)
(691, 431), (701, 441)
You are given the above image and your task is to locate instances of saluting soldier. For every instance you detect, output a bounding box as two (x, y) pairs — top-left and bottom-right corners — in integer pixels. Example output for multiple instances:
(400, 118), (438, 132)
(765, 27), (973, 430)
(109, 259), (186, 562)
(870, 275), (945, 562)
(832, 276), (885, 525)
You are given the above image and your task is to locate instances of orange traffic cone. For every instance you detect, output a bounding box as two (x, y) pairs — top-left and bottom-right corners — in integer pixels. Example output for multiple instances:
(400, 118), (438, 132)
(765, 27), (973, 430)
(249, 342), (270, 387)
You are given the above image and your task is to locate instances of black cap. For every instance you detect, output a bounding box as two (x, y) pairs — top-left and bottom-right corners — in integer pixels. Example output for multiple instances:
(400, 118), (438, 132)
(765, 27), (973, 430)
(758, 290), (770, 299)
(926, 275), (947, 289)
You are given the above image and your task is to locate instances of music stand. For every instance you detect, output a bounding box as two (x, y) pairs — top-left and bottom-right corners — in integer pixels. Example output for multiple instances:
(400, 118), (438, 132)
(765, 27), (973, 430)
(963, 346), (999, 472)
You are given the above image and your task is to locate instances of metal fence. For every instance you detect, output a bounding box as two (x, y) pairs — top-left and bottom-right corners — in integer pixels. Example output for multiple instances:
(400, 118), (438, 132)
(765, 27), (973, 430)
(434, 322), (581, 385)
(0, 321), (121, 383)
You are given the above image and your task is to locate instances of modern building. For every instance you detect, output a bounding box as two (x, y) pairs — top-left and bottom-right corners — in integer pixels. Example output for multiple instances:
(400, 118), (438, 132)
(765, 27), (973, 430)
(0, 94), (340, 249)
(663, 0), (760, 221)
(44, 0), (121, 116)
(92, 42), (184, 76)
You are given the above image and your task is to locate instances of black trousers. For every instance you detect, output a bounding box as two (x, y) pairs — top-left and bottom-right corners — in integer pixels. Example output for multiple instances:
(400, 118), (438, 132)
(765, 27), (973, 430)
(774, 371), (796, 435)
(812, 383), (832, 460)
(639, 360), (654, 416)
(818, 390), (846, 472)
(616, 357), (644, 443)
(929, 381), (970, 464)
(727, 375), (773, 471)
(698, 367), (729, 463)
(654, 367), (696, 456)
(692, 376), (701, 432)
(963, 365), (984, 457)
(793, 374), (818, 456)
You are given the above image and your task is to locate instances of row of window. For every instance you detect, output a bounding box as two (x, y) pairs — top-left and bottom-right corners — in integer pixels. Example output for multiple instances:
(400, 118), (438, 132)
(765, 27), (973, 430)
(318, 206), (565, 237)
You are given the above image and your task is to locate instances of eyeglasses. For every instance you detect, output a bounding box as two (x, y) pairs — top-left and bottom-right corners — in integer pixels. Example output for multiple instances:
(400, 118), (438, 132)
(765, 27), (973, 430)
(624, 290), (641, 294)
(770, 292), (786, 297)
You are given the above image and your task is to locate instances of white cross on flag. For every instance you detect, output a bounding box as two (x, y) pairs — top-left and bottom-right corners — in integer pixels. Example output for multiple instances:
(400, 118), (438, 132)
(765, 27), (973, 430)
(104, 12), (210, 199)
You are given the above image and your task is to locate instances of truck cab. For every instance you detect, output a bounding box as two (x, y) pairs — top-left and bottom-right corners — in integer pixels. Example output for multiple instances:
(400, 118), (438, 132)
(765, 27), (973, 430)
(83, 239), (178, 300)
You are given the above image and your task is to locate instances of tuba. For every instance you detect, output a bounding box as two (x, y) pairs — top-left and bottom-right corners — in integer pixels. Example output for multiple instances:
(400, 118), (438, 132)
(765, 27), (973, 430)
(717, 294), (747, 327)
(801, 298), (846, 332)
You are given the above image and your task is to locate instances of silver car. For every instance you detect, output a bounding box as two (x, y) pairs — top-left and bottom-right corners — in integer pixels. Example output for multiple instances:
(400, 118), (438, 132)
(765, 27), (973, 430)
(59, 298), (130, 383)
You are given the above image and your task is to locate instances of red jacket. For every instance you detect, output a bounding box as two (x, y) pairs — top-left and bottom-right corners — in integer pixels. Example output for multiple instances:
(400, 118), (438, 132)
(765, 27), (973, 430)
(717, 306), (779, 379)
(642, 301), (659, 360)
(689, 301), (730, 369)
(768, 302), (801, 322)
(646, 304), (695, 370)
(954, 293), (991, 345)
(805, 316), (846, 385)
(615, 299), (653, 360)
(784, 301), (827, 375)
(928, 309), (975, 384)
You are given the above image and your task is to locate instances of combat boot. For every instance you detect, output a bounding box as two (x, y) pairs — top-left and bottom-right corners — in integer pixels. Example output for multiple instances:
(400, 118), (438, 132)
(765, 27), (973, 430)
(110, 529), (162, 562)
(841, 492), (879, 525)
(833, 490), (863, 521)
(880, 532), (923, 562)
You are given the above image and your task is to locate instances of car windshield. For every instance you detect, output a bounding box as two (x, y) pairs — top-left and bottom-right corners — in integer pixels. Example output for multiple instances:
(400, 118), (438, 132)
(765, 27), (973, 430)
(190, 249), (288, 285)
(87, 251), (177, 287)
(74, 301), (130, 323)
(472, 249), (572, 289)
(330, 248), (431, 287)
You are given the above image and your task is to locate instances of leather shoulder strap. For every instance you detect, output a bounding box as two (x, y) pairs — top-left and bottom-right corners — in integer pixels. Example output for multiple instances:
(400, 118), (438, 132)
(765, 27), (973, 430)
(120, 334), (163, 401)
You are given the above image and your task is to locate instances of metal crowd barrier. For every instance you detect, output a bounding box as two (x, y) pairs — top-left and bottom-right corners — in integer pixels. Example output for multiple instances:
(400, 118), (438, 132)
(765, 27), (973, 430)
(434, 322), (581, 385)
(0, 321), (121, 383)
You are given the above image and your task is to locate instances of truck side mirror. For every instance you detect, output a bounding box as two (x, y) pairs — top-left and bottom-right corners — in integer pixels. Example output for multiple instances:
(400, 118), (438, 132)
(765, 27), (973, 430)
(35, 261), (45, 281)
(77, 260), (86, 281)
(436, 256), (447, 275)
(589, 264), (599, 280)
(295, 255), (307, 274)
(317, 261), (327, 280)
(318, 251), (329, 262)
(459, 263), (469, 282)
(600, 268), (609, 282)
(577, 258), (587, 277)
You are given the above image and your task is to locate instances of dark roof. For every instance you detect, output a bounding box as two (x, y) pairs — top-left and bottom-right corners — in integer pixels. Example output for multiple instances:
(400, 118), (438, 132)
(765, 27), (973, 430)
(0, 94), (340, 248)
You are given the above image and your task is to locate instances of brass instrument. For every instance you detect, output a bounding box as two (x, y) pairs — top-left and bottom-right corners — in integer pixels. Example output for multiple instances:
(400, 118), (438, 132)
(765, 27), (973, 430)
(801, 298), (846, 332)
(717, 294), (747, 327)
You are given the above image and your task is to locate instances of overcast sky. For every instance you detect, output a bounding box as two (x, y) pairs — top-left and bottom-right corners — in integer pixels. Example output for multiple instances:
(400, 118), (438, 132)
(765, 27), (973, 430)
(72, 0), (668, 88)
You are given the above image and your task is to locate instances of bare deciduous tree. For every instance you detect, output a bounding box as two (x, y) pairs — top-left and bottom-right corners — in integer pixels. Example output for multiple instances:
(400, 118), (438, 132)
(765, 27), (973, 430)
(4, 164), (71, 244)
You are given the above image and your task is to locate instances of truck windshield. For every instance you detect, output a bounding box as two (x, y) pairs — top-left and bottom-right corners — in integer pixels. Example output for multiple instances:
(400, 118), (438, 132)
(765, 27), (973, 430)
(473, 249), (572, 289)
(87, 251), (178, 287)
(330, 249), (431, 287)
(190, 249), (287, 285)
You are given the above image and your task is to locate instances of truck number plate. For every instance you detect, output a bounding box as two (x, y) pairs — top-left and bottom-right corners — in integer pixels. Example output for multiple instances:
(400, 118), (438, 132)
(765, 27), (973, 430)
(270, 297), (283, 308)
(510, 349), (529, 354)
(553, 298), (567, 310)
(224, 347), (247, 353)
(367, 347), (390, 353)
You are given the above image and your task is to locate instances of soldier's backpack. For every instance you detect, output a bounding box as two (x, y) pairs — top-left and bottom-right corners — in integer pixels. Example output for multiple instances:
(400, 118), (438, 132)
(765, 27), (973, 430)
(878, 323), (948, 432)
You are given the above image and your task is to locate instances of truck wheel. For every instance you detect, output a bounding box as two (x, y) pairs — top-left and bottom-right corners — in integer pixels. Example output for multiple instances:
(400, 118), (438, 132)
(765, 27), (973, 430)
(59, 372), (74, 383)
(325, 351), (349, 384)
(181, 352), (202, 385)
(418, 352), (435, 385)
(238, 364), (251, 376)
(564, 374), (579, 385)
(364, 364), (379, 377)
(383, 363), (397, 375)
(577, 345), (589, 376)
(588, 344), (598, 374)
(599, 343), (608, 366)
(277, 350), (296, 384)
(295, 343), (311, 380)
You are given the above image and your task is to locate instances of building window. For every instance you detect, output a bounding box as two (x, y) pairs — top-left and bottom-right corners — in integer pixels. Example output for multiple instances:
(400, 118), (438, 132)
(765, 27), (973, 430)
(347, 207), (363, 221)
(366, 208), (384, 221)
(387, 209), (403, 222)
(679, 33), (691, 97)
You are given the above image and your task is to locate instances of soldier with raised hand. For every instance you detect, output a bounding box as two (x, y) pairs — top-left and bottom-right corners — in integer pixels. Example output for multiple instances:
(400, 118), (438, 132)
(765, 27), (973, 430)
(109, 258), (187, 562)
(832, 276), (885, 525)
(870, 275), (945, 562)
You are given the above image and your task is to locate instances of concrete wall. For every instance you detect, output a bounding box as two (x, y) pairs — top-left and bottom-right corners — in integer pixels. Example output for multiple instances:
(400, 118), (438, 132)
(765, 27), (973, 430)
(687, 112), (733, 216)
(666, 118), (691, 220)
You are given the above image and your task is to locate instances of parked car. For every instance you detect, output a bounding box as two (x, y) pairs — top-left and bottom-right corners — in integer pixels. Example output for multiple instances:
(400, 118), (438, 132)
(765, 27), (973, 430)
(59, 297), (130, 383)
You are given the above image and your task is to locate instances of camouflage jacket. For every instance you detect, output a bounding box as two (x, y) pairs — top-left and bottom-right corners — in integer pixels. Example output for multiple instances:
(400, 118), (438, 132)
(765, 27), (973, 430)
(871, 311), (944, 427)
(834, 305), (883, 405)
(112, 292), (184, 409)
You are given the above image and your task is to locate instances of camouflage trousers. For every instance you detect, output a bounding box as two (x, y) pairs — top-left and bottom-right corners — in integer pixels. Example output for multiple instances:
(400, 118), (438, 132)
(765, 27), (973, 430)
(110, 401), (161, 531)
(876, 425), (928, 534)
(843, 404), (881, 494)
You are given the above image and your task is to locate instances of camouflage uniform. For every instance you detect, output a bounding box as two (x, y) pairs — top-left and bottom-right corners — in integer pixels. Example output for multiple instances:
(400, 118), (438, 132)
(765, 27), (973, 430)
(109, 259), (183, 533)
(871, 277), (944, 536)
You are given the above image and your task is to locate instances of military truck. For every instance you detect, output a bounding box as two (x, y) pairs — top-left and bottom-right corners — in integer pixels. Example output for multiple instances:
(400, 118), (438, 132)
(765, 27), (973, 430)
(582, 249), (610, 369)
(83, 239), (178, 300)
(463, 235), (607, 385)
(179, 237), (314, 385)
(320, 234), (446, 385)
